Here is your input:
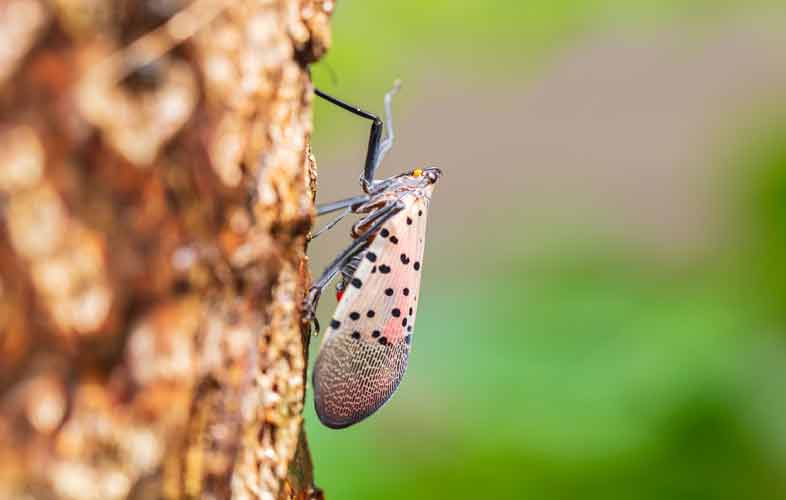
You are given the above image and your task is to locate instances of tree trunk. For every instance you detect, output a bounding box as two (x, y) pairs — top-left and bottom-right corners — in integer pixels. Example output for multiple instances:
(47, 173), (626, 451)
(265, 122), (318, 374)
(0, 1), (331, 498)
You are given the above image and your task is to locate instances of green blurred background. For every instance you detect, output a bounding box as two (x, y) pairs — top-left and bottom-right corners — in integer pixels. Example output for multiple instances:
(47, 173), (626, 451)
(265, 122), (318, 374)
(305, 1), (786, 498)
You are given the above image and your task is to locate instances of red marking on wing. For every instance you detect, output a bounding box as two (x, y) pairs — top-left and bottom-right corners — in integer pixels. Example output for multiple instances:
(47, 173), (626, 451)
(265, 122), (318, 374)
(313, 193), (431, 427)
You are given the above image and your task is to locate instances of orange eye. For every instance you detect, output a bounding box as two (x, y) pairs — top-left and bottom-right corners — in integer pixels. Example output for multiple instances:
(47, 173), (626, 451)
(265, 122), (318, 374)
(412, 168), (423, 177)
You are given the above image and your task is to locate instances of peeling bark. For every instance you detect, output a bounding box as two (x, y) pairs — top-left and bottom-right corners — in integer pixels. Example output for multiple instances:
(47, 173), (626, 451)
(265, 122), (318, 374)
(0, 1), (331, 498)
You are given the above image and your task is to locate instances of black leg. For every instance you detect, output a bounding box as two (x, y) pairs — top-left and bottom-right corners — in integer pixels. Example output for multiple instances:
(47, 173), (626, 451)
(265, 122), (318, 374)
(310, 209), (351, 241)
(316, 194), (370, 216)
(303, 201), (404, 332)
(315, 88), (383, 189)
(310, 194), (371, 241)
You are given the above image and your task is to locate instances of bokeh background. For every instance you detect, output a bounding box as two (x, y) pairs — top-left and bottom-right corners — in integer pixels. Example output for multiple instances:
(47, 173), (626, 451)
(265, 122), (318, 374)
(305, 2), (786, 498)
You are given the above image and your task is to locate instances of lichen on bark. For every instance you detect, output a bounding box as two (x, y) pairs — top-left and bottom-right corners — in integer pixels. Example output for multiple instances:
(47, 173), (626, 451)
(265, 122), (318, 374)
(0, 1), (332, 498)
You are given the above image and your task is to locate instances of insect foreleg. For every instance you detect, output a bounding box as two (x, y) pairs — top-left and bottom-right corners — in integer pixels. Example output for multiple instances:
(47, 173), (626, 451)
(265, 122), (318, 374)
(314, 82), (402, 190)
(315, 88), (383, 189)
(374, 80), (401, 168)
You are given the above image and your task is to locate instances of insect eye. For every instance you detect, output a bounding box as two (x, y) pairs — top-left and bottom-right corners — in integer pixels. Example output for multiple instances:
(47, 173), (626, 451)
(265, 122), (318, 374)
(412, 168), (423, 178)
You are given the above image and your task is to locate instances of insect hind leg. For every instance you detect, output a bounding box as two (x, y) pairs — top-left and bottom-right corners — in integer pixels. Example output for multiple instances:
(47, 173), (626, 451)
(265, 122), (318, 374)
(302, 200), (404, 333)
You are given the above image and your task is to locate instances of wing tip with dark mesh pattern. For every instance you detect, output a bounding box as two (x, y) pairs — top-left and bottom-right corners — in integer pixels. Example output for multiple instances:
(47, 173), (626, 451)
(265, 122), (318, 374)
(313, 383), (399, 429)
(312, 334), (408, 428)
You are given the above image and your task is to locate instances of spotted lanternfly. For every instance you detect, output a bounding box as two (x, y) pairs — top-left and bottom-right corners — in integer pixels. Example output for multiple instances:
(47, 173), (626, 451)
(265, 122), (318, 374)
(303, 81), (442, 428)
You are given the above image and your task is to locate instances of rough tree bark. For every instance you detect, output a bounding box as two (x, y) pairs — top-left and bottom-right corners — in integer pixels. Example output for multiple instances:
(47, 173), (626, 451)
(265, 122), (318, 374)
(0, 1), (332, 498)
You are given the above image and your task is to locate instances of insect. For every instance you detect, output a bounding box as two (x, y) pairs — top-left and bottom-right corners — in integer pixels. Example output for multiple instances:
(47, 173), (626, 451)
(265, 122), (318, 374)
(303, 81), (442, 428)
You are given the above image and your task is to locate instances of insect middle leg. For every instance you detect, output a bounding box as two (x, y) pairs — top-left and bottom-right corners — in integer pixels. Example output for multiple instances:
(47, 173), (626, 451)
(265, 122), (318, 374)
(307, 194), (372, 241)
(316, 194), (370, 216)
